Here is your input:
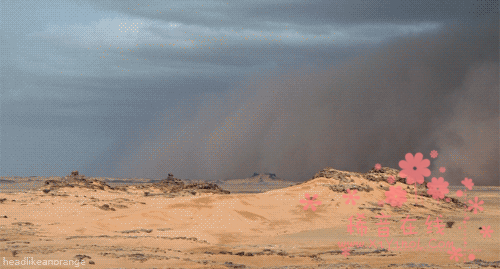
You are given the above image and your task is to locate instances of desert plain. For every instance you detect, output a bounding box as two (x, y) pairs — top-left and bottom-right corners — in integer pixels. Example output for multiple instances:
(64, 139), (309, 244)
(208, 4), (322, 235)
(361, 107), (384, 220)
(0, 167), (498, 269)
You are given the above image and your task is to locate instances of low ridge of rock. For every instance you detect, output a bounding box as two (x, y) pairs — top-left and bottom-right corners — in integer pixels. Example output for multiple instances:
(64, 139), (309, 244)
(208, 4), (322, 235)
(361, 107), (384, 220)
(304, 166), (466, 207)
(44, 171), (115, 191)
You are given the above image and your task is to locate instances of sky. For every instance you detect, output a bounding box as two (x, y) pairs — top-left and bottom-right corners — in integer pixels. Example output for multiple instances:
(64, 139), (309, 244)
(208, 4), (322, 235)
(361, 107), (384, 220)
(1, 0), (498, 186)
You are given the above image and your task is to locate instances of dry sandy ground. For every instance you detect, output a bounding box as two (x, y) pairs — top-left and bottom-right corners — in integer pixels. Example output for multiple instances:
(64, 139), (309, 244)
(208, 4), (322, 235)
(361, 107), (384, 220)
(0, 169), (498, 269)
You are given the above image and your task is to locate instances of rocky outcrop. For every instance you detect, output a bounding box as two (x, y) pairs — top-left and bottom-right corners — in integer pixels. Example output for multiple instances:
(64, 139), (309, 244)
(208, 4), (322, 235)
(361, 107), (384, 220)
(326, 183), (374, 193)
(307, 166), (465, 207)
(44, 171), (115, 191)
(150, 173), (230, 195)
(43, 171), (230, 195)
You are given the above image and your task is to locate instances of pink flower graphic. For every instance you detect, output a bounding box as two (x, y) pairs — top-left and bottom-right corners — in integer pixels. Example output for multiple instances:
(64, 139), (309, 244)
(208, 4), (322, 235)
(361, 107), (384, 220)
(430, 150), (438, 158)
(445, 198), (451, 202)
(447, 246), (463, 261)
(479, 226), (493, 238)
(427, 177), (450, 200)
(439, 167), (446, 173)
(374, 163), (382, 171)
(342, 189), (360, 205)
(398, 152), (431, 185)
(461, 177), (474, 190)
(456, 190), (464, 197)
(468, 254), (476, 261)
(299, 193), (322, 211)
(467, 196), (484, 214)
(385, 186), (407, 207)
(341, 247), (350, 257)
(387, 176), (396, 184)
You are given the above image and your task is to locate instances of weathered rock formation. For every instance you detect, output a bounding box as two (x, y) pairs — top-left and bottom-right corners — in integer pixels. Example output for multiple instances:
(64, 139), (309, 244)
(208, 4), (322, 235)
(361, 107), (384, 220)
(307, 166), (465, 206)
(44, 170), (115, 191)
(43, 171), (230, 196)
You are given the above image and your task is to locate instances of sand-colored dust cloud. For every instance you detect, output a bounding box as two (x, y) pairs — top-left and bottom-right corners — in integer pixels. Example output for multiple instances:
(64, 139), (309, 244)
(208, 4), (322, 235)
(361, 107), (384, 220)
(81, 18), (498, 186)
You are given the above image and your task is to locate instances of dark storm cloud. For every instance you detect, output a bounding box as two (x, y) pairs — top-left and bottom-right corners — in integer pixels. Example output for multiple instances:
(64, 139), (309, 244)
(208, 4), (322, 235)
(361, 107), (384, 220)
(89, 0), (495, 31)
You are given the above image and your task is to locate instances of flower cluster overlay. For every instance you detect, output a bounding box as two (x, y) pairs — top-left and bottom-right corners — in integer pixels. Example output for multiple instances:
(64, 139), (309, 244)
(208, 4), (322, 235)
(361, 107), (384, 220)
(298, 149), (492, 262)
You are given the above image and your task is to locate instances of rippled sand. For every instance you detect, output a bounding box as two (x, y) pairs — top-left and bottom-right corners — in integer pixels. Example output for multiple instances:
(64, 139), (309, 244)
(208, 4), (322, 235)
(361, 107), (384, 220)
(0, 171), (498, 268)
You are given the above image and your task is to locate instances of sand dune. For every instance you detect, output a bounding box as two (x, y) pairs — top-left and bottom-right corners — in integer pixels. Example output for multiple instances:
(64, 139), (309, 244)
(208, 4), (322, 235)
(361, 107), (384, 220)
(0, 168), (498, 268)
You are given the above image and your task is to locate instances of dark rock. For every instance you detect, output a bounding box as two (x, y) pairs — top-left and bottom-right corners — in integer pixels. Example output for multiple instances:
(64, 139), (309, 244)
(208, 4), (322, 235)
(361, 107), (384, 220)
(12, 222), (34, 226)
(42, 189), (50, 193)
(183, 182), (230, 194)
(128, 253), (147, 261)
(44, 172), (114, 191)
(388, 263), (436, 268)
(98, 204), (115, 211)
(224, 261), (246, 268)
(74, 255), (92, 261)
(88, 260), (95, 265)
(464, 259), (500, 268)
(446, 221), (455, 228)
(119, 229), (153, 233)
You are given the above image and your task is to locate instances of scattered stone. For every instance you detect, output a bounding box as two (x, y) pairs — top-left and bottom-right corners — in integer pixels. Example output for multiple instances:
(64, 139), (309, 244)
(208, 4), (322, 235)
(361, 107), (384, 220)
(128, 253), (147, 262)
(42, 189), (50, 193)
(388, 263), (438, 268)
(224, 261), (246, 268)
(464, 259), (500, 268)
(358, 207), (382, 212)
(119, 229), (153, 234)
(74, 254), (92, 262)
(12, 222), (34, 226)
(446, 221), (455, 228)
(98, 204), (115, 211)
(88, 260), (95, 265)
